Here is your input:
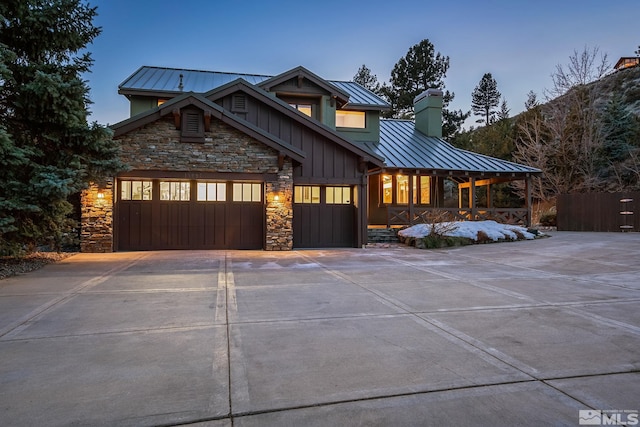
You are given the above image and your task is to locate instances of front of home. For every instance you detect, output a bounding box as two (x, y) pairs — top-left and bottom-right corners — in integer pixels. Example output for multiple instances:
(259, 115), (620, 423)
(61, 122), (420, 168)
(81, 65), (540, 252)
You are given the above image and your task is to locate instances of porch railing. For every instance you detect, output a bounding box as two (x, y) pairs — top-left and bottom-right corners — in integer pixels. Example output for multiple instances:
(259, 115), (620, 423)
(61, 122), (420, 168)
(386, 207), (530, 227)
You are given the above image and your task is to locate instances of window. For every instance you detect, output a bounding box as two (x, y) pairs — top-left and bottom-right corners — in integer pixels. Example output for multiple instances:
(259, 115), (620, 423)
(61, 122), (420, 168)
(160, 181), (190, 201)
(326, 187), (351, 204)
(197, 182), (226, 201)
(294, 186), (320, 204)
(336, 110), (365, 128)
(396, 175), (409, 204)
(416, 176), (430, 205)
(120, 180), (152, 201)
(233, 183), (262, 202)
(382, 175), (392, 204)
(289, 103), (312, 117)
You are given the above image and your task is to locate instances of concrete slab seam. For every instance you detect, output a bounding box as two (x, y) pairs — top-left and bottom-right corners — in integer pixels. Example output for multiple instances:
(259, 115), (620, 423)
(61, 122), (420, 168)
(0, 252), (150, 339)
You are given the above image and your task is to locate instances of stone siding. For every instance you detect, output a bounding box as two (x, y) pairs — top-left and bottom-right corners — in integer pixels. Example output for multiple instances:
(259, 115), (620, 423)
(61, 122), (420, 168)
(81, 116), (295, 251)
(117, 117), (280, 174)
(81, 181), (113, 253)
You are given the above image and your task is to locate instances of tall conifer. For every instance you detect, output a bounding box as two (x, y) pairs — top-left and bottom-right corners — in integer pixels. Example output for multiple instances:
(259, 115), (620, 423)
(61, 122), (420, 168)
(0, 0), (123, 255)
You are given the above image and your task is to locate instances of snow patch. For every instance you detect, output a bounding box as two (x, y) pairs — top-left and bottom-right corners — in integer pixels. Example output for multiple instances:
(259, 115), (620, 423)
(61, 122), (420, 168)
(398, 220), (537, 241)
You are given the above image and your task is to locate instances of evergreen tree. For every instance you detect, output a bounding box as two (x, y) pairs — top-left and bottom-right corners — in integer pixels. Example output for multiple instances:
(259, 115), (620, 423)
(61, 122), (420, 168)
(497, 98), (510, 121)
(596, 93), (640, 189)
(380, 39), (469, 138)
(353, 64), (381, 94)
(524, 90), (539, 110)
(0, 0), (124, 255)
(471, 73), (501, 125)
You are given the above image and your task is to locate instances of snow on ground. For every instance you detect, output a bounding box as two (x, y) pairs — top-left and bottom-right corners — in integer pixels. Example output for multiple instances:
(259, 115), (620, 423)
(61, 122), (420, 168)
(398, 220), (537, 241)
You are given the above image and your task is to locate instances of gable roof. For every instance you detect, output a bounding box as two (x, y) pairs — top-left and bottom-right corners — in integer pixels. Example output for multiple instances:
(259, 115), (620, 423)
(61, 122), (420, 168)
(359, 119), (541, 176)
(118, 66), (390, 109)
(204, 79), (384, 166)
(110, 92), (306, 163)
(257, 66), (350, 107)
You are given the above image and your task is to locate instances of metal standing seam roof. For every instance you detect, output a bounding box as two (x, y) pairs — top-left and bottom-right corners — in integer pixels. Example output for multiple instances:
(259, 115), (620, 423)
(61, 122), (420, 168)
(118, 66), (390, 108)
(360, 120), (541, 174)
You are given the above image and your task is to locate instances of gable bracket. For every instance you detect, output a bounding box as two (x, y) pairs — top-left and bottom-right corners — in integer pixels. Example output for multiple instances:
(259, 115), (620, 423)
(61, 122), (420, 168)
(204, 110), (211, 132)
(297, 75), (303, 88)
(172, 109), (181, 130)
(358, 157), (367, 173)
(278, 153), (286, 171)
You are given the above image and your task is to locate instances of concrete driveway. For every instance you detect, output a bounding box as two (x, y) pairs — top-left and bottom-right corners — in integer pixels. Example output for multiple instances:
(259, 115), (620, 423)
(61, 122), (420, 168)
(1, 232), (639, 426)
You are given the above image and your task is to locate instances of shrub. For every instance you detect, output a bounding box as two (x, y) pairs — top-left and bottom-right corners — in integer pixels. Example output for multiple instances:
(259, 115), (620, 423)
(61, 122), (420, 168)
(539, 210), (557, 226)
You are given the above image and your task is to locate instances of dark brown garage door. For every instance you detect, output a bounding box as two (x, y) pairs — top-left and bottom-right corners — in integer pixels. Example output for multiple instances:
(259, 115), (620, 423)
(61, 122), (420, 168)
(293, 185), (355, 248)
(116, 179), (264, 250)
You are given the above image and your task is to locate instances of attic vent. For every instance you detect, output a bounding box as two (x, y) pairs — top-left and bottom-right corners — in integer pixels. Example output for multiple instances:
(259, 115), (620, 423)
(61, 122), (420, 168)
(232, 94), (247, 112)
(180, 108), (205, 143)
(185, 112), (200, 133)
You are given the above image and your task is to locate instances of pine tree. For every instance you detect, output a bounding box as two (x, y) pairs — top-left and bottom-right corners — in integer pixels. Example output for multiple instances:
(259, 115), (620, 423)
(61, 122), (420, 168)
(497, 98), (510, 121)
(471, 73), (501, 125)
(0, 0), (124, 255)
(353, 64), (381, 94)
(524, 90), (539, 110)
(381, 39), (469, 138)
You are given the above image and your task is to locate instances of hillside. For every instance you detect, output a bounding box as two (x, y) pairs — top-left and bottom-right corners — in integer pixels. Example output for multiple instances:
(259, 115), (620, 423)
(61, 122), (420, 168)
(593, 65), (640, 115)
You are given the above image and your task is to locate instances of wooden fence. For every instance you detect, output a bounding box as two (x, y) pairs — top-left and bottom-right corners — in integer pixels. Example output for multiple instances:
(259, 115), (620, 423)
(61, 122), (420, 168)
(557, 192), (640, 232)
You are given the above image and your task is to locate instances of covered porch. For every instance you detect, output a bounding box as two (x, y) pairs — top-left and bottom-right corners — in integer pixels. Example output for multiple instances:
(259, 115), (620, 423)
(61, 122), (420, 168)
(367, 170), (535, 228)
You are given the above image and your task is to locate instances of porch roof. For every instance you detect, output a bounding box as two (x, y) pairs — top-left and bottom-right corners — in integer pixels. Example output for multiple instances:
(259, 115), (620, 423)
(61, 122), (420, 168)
(360, 119), (541, 176)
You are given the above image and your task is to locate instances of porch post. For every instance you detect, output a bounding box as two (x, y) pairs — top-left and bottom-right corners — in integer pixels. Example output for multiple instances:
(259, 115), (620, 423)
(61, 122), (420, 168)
(408, 174), (414, 225)
(525, 177), (532, 227)
(487, 183), (492, 208)
(470, 177), (477, 220)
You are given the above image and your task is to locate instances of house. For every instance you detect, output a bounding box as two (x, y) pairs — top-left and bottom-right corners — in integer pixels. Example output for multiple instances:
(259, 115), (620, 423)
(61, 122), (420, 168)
(614, 57), (640, 71)
(80, 65), (540, 252)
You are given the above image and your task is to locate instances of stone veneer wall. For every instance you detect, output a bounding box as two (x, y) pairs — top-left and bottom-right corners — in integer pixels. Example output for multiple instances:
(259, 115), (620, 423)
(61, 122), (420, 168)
(265, 161), (294, 250)
(80, 116), (294, 251)
(81, 181), (113, 253)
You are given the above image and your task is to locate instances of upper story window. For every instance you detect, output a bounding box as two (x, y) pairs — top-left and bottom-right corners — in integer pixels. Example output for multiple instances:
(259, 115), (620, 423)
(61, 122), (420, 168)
(336, 110), (365, 128)
(289, 103), (312, 117)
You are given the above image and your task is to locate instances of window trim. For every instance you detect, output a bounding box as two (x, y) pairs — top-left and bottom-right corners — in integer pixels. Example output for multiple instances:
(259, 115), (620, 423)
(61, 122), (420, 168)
(336, 110), (366, 129)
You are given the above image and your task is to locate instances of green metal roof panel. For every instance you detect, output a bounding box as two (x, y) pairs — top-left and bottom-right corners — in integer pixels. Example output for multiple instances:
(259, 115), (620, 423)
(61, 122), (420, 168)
(361, 119), (541, 174)
(119, 66), (390, 107)
(326, 81), (390, 109)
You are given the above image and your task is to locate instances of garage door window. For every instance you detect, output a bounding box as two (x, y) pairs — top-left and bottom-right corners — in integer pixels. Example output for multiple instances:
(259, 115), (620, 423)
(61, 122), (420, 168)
(294, 186), (320, 204)
(120, 180), (152, 201)
(197, 182), (226, 201)
(233, 183), (262, 202)
(326, 187), (351, 204)
(160, 181), (190, 201)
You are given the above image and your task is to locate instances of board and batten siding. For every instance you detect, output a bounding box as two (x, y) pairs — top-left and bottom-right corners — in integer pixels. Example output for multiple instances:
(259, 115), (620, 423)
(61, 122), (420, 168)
(217, 92), (364, 184)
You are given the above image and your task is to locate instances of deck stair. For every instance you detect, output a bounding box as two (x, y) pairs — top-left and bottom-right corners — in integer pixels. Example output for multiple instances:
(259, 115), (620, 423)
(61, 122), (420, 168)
(367, 228), (400, 244)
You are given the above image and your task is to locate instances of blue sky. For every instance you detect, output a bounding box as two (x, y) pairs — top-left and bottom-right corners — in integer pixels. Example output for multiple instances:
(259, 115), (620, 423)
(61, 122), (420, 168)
(86, 0), (639, 129)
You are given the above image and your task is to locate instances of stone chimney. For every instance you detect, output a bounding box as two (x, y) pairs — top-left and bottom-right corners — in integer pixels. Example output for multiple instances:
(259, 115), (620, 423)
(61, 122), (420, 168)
(414, 88), (443, 138)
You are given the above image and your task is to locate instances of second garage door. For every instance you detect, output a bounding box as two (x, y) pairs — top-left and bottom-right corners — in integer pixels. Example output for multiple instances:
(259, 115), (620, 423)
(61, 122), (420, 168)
(116, 179), (264, 250)
(293, 185), (356, 248)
